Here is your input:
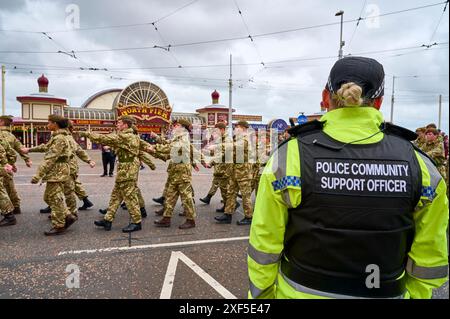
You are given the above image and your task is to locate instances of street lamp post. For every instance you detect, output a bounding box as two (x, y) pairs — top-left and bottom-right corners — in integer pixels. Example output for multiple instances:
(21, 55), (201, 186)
(335, 10), (345, 59)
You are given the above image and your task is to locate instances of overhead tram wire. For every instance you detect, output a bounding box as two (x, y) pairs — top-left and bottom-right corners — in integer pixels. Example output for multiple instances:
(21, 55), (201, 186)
(429, 0), (449, 42)
(0, 1), (446, 47)
(0, 0), (202, 34)
(347, 0), (367, 51)
(2, 42), (448, 72)
(232, 0), (265, 67)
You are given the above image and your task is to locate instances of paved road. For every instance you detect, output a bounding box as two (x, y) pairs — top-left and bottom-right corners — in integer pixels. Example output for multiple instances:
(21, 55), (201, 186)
(0, 151), (447, 299)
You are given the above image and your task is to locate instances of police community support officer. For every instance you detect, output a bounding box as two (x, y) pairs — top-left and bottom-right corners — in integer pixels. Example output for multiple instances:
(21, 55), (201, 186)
(248, 56), (448, 299)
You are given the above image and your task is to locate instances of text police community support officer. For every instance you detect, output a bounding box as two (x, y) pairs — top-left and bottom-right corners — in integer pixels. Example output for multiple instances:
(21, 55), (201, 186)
(247, 56), (448, 299)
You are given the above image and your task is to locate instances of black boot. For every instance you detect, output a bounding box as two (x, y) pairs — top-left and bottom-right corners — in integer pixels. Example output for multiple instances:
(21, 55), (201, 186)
(121, 202), (128, 210)
(199, 194), (212, 205)
(237, 217), (252, 226)
(216, 205), (225, 213)
(40, 206), (51, 214)
(122, 223), (142, 233)
(0, 213), (17, 227)
(152, 196), (165, 205)
(94, 219), (112, 231)
(140, 207), (147, 218)
(214, 213), (232, 224)
(79, 197), (94, 211)
(99, 209), (107, 215)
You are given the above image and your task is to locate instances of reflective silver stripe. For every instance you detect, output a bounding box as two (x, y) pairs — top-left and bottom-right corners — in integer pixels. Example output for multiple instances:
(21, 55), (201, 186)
(406, 258), (448, 280)
(418, 152), (443, 192)
(248, 243), (281, 265)
(280, 270), (404, 299)
(274, 143), (293, 208)
(249, 280), (268, 299)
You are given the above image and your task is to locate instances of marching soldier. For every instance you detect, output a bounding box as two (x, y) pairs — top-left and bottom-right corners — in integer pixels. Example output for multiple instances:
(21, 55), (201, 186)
(422, 127), (447, 180)
(111, 125), (157, 218)
(215, 120), (254, 225)
(26, 115), (77, 236)
(38, 121), (96, 215)
(81, 115), (142, 233)
(0, 140), (17, 227)
(0, 115), (33, 215)
(149, 119), (200, 229)
(203, 122), (233, 212)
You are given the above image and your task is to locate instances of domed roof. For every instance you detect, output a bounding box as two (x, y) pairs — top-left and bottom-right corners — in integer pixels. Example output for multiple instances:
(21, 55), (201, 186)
(38, 74), (49, 86)
(211, 90), (220, 100)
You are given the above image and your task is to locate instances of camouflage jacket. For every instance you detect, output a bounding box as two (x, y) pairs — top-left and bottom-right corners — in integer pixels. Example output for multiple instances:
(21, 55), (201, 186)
(32, 129), (72, 182)
(208, 134), (233, 177)
(221, 134), (254, 181)
(30, 130), (92, 176)
(81, 128), (140, 182)
(0, 142), (14, 177)
(138, 139), (156, 170)
(0, 137), (17, 166)
(0, 126), (30, 163)
(155, 131), (197, 183)
(422, 141), (446, 168)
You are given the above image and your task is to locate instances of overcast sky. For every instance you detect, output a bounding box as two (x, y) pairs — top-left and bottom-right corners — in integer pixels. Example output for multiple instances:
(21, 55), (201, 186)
(0, 0), (448, 132)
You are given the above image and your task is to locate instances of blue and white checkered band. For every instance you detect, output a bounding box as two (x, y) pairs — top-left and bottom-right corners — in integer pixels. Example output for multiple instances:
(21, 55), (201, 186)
(421, 186), (436, 201)
(327, 76), (334, 94)
(370, 78), (385, 99)
(272, 176), (301, 192)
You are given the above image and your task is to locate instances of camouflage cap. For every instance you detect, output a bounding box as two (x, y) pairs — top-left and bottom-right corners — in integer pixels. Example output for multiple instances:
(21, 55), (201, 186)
(215, 122), (227, 130)
(415, 127), (426, 133)
(173, 119), (191, 130)
(0, 115), (14, 125)
(426, 123), (437, 129)
(426, 127), (439, 135)
(118, 115), (137, 127)
(48, 114), (69, 128)
(236, 120), (249, 128)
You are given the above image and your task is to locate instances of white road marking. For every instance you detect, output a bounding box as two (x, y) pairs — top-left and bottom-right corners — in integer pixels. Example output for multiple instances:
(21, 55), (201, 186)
(160, 251), (237, 299)
(58, 236), (249, 256)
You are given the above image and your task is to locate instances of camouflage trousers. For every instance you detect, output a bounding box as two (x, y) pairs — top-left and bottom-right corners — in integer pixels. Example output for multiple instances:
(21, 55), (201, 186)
(162, 176), (194, 202)
(253, 173), (262, 197)
(2, 173), (20, 208)
(216, 176), (230, 204)
(163, 181), (196, 220)
(137, 186), (145, 208)
(207, 175), (220, 197)
(225, 178), (253, 218)
(44, 181), (75, 228)
(105, 180), (141, 224)
(0, 176), (14, 215)
(73, 174), (88, 200)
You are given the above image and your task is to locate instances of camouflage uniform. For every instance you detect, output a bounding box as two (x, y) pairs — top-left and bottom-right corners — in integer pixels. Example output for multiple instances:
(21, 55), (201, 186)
(252, 140), (271, 197)
(422, 140), (447, 180)
(29, 132), (86, 217)
(154, 130), (197, 221)
(0, 126), (31, 211)
(136, 139), (157, 208)
(31, 129), (74, 229)
(209, 134), (233, 207)
(0, 141), (15, 216)
(81, 128), (142, 224)
(206, 176), (220, 197)
(223, 134), (254, 219)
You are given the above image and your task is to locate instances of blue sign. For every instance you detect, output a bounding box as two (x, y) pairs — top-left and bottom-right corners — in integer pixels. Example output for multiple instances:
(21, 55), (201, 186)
(270, 119), (288, 131)
(297, 114), (308, 125)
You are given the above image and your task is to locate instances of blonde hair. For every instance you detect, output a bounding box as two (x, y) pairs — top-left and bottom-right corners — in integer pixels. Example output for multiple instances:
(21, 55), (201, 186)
(333, 82), (363, 108)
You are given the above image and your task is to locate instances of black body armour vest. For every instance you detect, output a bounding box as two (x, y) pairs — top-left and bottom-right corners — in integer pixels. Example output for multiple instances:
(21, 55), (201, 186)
(282, 125), (422, 298)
